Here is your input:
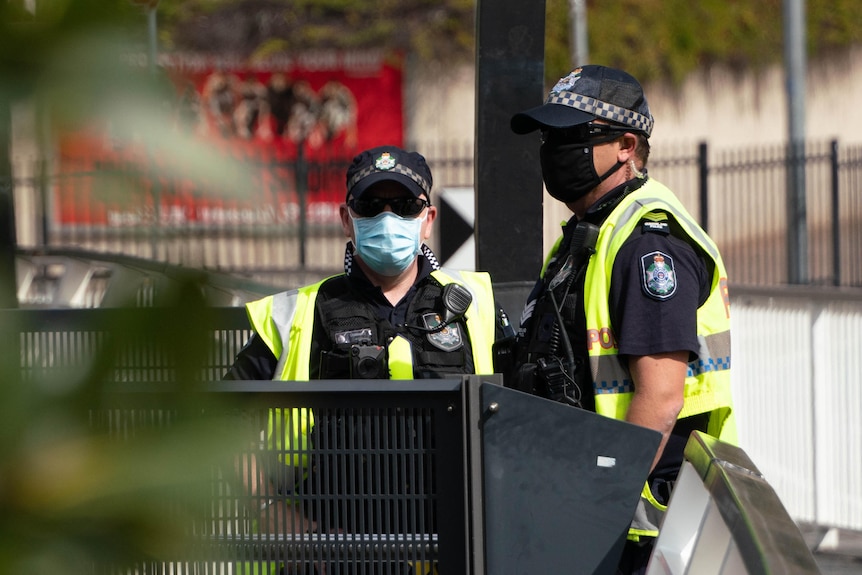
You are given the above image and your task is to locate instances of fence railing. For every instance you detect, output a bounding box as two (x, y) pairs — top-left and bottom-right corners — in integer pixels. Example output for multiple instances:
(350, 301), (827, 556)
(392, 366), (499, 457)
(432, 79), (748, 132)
(11, 139), (862, 289)
(648, 139), (862, 288)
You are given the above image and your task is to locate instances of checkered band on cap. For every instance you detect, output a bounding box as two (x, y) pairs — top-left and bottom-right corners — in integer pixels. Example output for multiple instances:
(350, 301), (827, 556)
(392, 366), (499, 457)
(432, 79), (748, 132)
(548, 92), (654, 136)
(347, 162), (432, 196)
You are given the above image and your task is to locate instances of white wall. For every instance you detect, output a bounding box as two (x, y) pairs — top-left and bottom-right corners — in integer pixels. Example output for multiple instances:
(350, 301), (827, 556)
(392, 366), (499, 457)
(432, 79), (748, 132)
(649, 45), (862, 148)
(404, 56), (476, 150)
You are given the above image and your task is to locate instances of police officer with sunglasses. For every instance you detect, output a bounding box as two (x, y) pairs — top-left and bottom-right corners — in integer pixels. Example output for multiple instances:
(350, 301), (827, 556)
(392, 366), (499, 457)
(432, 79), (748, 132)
(225, 146), (502, 548)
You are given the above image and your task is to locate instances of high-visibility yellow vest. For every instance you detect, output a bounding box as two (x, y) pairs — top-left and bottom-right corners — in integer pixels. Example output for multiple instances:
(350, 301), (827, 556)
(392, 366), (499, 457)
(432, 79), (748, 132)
(245, 268), (497, 380)
(556, 178), (736, 538)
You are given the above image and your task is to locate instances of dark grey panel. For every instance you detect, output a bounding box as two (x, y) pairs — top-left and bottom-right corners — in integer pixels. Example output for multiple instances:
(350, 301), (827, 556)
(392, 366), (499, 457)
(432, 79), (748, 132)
(481, 384), (661, 574)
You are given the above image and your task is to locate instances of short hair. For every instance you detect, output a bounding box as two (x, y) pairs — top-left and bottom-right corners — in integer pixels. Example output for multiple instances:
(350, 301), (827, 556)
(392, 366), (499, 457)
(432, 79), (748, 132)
(634, 133), (651, 167)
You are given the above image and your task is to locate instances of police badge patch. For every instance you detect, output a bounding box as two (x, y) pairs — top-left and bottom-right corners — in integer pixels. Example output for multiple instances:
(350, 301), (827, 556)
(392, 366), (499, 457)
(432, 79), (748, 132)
(550, 67), (583, 95)
(374, 152), (397, 171)
(641, 251), (677, 299)
(422, 312), (464, 352)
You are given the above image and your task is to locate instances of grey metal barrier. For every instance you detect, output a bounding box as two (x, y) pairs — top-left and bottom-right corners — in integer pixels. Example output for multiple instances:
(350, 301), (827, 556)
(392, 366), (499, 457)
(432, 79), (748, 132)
(648, 431), (821, 574)
(93, 379), (471, 575)
(87, 377), (664, 575)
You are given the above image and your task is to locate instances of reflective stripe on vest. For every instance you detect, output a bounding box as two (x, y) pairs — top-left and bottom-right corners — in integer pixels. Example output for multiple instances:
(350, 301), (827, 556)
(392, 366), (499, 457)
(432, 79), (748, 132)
(245, 277), (330, 382)
(388, 335), (414, 379)
(245, 278), (331, 504)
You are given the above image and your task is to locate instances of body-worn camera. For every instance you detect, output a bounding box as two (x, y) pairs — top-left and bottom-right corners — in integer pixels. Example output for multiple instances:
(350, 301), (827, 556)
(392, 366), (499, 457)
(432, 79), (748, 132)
(350, 344), (386, 379)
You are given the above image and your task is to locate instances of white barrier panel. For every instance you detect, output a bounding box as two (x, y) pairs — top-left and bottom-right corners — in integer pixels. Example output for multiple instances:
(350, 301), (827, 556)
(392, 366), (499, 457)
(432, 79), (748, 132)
(731, 288), (862, 533)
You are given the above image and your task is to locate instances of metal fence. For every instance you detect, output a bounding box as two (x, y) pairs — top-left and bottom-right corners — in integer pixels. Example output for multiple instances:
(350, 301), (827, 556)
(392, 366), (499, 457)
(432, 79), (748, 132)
(93, 381), (468, 575)
(648, 139), (862, 288)
(12, 138), (862, 289)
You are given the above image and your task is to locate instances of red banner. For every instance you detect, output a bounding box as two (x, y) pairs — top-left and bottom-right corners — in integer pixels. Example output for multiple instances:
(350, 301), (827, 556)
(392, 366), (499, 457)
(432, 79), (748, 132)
(56, 50), (404, 227)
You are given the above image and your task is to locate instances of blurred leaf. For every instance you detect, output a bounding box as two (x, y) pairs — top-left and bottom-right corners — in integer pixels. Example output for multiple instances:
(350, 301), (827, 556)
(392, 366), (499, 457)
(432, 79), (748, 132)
(0, 277), (250, 573)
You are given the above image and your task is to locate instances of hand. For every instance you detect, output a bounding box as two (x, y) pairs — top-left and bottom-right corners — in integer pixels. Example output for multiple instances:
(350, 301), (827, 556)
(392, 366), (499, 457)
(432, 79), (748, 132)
(258, 499), (317, 535)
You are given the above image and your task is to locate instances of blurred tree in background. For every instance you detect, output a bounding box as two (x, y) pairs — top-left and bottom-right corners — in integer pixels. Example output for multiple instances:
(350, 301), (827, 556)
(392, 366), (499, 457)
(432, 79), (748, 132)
(159, 0), (475, 63)
(156, 0), (862, 87)
(545, 0), (862, 85)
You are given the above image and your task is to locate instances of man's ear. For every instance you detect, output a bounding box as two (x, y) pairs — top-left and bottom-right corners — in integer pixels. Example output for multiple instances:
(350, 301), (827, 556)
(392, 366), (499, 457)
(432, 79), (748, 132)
(339, 203), (353, 239)
(618, 132), (638, 162)
(422, 205), (438, 240)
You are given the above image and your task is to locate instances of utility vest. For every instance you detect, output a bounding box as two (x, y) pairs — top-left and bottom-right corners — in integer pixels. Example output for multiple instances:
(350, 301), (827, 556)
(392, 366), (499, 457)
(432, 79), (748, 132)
(245, 268), (497, 380)
(576, 178), (736, 539)
(242, 269), (497, 503)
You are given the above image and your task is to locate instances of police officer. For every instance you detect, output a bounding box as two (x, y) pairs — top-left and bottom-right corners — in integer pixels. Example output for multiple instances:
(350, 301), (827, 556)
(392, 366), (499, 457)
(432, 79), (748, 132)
(225, 145), (499, 541)
(226, 145), (497, 383)
(509, 65), (737, 573)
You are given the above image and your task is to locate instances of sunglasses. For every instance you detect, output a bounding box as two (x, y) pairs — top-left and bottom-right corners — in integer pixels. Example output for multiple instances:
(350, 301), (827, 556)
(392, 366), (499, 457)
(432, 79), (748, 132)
(541, 122), (630, 145)
(349, 197), (430, 218)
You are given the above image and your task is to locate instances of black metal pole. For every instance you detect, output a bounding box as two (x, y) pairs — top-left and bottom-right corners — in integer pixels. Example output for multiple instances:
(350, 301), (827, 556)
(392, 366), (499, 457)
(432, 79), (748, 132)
(39, 155), (49, 246)
(296, 141), (308, 267)
(0, 94), (18, 308)
(150, 157), (161, 261)
(830, 139), (840, 287)
(787, 140), (808, 284)
(698, 141), (709, 233)
(475, 0), (546, 282)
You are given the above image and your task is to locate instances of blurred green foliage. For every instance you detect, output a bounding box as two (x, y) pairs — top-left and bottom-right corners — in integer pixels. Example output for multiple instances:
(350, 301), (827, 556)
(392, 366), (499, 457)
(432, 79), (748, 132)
(0, 0), (259, 202)
(0, 274), (249, 573)
(156, 0), (862, 88)
(7, 0), (856, 91)
(546, 0), (862, 86)
(0, 3), (254, 572)
(158, 0), (475, 63)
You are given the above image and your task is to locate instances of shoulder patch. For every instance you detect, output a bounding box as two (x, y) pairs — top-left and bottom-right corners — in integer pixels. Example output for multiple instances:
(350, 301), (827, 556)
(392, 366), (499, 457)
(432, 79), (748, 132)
(641, 251), (677, 299)
(642, 220), (670, 235)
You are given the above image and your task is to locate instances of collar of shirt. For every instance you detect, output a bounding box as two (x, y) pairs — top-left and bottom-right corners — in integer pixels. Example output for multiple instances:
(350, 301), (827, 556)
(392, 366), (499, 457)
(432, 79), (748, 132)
(550, 174), (652, 292)
(582, 174), (650, 226)
(343, 242), (441, 325)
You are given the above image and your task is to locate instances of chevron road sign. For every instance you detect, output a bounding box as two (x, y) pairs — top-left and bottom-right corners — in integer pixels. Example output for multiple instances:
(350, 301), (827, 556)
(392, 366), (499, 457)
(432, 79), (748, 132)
(437, 187), (475, 270)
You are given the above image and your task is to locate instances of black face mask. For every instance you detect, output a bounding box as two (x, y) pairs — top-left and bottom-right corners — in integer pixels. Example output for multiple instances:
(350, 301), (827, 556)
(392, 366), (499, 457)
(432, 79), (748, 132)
(540, 136), (625, 204)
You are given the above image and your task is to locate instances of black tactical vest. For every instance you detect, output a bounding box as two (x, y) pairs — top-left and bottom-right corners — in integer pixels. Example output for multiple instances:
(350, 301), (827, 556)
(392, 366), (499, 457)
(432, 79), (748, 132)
(315, 275), (474, 379)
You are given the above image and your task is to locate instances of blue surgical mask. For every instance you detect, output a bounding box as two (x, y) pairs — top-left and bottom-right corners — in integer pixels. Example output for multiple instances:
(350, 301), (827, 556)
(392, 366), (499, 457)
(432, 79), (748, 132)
(351, 211), (426, 276)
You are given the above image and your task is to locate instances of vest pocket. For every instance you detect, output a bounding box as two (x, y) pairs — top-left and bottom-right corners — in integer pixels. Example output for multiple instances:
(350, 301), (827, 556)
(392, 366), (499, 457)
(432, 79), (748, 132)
(319, 349), (351, 378)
